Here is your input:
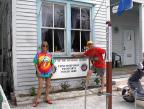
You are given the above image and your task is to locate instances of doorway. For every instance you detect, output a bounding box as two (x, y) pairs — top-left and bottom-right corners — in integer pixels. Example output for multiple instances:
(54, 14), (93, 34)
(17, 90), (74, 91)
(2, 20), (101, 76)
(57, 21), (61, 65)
(123, 30), (135, 65)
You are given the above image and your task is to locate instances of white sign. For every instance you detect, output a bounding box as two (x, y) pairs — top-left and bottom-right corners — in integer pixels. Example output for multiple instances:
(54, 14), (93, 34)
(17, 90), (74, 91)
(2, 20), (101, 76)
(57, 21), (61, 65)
(52, 57), (89, 79)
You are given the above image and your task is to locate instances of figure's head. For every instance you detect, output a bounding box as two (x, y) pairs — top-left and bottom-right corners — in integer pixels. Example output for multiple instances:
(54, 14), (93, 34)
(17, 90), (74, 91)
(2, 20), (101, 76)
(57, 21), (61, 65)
(41, 41), (48, 52)
(137, 61), (144, 70)
(86, 40), (94, 49)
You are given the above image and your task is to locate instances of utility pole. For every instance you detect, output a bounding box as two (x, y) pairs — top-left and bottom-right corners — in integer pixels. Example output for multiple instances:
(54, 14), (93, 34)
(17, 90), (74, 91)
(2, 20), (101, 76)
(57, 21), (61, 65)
(106, 21), (112, 109)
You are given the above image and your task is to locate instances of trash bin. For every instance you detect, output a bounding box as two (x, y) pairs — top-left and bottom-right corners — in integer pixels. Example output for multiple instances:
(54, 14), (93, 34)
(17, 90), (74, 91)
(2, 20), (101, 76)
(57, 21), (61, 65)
(0, 91), (3, 109)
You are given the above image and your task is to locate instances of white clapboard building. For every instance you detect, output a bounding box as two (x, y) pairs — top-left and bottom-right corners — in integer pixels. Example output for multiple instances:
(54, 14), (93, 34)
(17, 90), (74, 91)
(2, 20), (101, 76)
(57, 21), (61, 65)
(0, 0), (144, 98)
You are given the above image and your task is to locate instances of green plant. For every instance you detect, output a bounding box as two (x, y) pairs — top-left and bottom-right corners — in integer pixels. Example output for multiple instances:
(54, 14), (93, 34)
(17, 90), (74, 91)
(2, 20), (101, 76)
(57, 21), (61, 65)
(80, 79), (86, 89)
(0, 91), (3, 109)
(0, 91), (3, 101)
(60, 81), (70, 92)
(94, 77), (100, 85)
(29, 87), (36, 96)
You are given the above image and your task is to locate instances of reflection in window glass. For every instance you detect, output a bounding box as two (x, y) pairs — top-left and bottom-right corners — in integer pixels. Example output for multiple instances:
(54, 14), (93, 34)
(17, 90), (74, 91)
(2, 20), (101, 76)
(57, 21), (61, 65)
(81, 8), (90, 29)
(42, 29), (64, 52)
(71, 7), (80, 29)
(71, 6), (90, 52)
(71, 31), (90, 52)
(54, 30), (64, 52)
(41, 3), (65, 53)
(54, 4), (65, 28)
(42, 29), (53, 52)
(42, 4), (53, 27)
(81, 31), (90, 52)
(71, 31), (80, 52)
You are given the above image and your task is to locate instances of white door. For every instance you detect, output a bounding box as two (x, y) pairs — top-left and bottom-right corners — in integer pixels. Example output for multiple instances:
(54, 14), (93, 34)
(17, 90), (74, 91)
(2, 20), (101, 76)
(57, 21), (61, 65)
(123, 30), (135, 65)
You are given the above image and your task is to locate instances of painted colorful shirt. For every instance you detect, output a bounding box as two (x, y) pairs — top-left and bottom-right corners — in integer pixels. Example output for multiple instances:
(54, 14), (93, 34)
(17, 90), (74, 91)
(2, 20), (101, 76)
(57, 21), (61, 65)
(33, 51), (54, 78)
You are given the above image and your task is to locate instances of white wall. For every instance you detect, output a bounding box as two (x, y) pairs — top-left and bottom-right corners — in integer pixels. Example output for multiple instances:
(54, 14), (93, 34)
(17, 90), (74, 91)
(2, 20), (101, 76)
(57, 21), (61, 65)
(12, 0), (108, 95)
(12, 0), (38, 94)
(139, 4), (144, 59)
(133, 0), (144, 3)
(92, 0), (107, 48)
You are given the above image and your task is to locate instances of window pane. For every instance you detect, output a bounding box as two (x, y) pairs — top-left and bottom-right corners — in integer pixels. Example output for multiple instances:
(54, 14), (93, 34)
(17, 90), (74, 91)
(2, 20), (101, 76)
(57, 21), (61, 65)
(71, 31), (80, 52)
(42, 29), (53, 52)
(54, 4), (65, 28)
(81, 31), (90, 52)
(42, 4), (53, 27)
(71, 7), (80, 29)
(81, 8), (90, 29)
(42, 29), (64, 52)
(54, 30), (64, 52)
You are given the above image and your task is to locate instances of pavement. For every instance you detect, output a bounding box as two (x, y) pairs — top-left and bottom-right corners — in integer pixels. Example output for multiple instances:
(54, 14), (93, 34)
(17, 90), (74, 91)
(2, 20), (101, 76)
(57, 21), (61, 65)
(10, 74), (144, 109)
(10, 90), (144, 109)
(3, 65), (144, 109)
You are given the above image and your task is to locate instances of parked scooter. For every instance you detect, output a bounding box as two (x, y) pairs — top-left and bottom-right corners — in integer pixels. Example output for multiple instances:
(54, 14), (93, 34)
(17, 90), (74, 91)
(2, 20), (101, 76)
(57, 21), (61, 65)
(122, 61), (144, 102)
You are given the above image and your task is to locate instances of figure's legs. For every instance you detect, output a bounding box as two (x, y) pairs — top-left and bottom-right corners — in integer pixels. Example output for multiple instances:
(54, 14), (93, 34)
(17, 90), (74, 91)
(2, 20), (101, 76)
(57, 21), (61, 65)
(98, 75), (105, 93)
(45, 77), (52, 104)
(33, 77), (44, 107)
(97, 69), (105, 94)
(85, 70), (93, 85)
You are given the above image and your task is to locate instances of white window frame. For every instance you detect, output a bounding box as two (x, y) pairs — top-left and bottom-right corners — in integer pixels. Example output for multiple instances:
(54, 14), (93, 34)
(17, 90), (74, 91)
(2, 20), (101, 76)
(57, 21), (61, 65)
(39, 1), (93, 56)
(71, 5), (92, 52)
(41, 2), (66, 55)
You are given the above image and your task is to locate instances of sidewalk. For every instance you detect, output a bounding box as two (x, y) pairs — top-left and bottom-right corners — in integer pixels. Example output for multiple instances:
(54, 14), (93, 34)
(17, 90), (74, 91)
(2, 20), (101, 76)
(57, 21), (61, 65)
(10, 65), (144, 109)
(10, 75), (144, 109)
(10, 90), (144, 109)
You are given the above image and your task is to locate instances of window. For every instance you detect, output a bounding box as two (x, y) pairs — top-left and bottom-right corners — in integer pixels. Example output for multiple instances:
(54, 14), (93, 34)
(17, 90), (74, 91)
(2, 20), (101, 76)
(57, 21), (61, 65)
(71, 7), (90, 52)
(40, 1), (91, 54)
(41, 3), (65, 52)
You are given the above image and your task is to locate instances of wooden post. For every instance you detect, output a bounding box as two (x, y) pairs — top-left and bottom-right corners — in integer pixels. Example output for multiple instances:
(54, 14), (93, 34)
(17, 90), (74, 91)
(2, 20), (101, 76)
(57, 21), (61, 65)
(106, 21), (112, 109)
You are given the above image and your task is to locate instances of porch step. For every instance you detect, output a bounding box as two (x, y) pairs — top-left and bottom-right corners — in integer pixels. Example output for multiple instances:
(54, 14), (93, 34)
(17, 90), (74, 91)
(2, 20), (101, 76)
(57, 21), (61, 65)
(15, 88), (100, 105)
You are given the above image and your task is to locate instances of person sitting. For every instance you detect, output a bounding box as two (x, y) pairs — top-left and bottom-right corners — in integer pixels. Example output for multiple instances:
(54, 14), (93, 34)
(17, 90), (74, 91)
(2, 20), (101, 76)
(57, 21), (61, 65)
(128, 61), (144, 95)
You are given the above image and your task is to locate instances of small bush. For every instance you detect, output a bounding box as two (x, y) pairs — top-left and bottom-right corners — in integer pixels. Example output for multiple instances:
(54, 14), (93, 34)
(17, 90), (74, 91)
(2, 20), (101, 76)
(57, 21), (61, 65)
(60, 81), (70, 92)
(29, 87), (36, 96)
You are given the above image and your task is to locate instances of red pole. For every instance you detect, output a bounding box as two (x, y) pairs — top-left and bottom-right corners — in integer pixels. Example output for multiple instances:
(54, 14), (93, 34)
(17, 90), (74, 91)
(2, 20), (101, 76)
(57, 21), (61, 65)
(106, 21), (112, 109)
(106, 62), (112, 109)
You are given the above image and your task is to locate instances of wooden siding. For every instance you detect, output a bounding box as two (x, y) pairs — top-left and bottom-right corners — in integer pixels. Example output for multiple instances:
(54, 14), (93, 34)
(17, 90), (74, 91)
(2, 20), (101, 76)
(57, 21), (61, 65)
(14, 0), (108, 94)
(92, 0), (107, 48)
(14, 0), (37, 92)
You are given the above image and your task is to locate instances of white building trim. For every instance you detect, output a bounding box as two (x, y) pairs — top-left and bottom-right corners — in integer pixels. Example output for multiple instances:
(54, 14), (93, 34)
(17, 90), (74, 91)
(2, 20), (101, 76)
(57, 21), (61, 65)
(133, 0), (144, 3)
(12, 0), (18, 91)
(139, 4), (144, 54)
(106, 0), (110, 21)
